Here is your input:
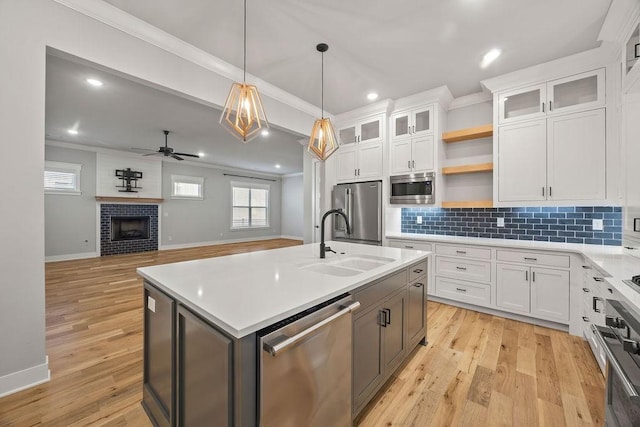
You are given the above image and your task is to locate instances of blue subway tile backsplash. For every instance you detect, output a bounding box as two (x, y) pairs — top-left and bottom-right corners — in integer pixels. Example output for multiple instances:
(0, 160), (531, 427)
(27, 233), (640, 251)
(400, 206), (622, 246)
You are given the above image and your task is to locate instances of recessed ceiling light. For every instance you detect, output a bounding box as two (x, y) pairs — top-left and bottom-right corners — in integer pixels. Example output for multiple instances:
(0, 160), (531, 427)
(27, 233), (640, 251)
(261, 130), (269, 137)
(86, 78), (103, 87)
(275, 164), (281, 169)
(481, 48), (501, 69)
(197, 152), (205, 157)
(367, 92), (379, 101)
(67, 129), (78, 135)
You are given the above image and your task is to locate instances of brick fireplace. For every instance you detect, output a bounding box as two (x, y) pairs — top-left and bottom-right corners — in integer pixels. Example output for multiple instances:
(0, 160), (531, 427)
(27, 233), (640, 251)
(100, 204), (158, 256)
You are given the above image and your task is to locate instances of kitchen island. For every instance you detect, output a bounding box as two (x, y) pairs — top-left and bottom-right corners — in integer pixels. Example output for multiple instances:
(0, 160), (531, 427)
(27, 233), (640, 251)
(137, 241), (430, 426)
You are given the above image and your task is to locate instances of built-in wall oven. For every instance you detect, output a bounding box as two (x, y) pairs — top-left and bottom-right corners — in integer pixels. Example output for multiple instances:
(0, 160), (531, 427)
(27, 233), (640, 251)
(592, 285), (640, 426)
(390, 172), (434, 204)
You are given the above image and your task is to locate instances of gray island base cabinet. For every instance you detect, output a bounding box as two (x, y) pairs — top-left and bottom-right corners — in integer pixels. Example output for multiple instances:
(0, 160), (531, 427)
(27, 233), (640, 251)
(141, 259), (428, 426)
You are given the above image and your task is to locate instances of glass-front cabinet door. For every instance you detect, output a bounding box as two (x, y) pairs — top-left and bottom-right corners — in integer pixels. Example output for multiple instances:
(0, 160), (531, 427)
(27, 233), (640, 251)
(411, 106), (432, 135)
(498, 84), (546, 125)
(338, 125), (357, 146)
(359, 117), (382, 144)
(391, 113), (410, 139)
(547, 69), (605, 116)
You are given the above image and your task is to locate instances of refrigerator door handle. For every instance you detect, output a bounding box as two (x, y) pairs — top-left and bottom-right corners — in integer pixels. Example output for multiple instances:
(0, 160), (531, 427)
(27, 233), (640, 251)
(347, 188), (353, 235)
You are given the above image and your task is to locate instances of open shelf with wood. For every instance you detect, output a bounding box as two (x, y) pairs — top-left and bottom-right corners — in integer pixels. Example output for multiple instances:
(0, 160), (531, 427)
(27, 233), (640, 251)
(441, 200), (493, 208)
(442, 124), (493, 143)
(442, 162), (493, 175)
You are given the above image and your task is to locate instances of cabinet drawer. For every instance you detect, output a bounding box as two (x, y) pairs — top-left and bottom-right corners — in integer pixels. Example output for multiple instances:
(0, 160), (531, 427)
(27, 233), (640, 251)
(436, 244), (491, 260)
(496, 249), (569, 268)
(408, 261), (427, 282)
(435, 256), (491, 283)
(353, 270), (407, 314)
(387, 240), (432, 251)
(435, 276), (491, 307)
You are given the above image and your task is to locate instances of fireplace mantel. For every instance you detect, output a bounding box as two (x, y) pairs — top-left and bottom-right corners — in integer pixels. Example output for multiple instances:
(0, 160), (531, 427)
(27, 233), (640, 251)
(96, 196), (163, 204)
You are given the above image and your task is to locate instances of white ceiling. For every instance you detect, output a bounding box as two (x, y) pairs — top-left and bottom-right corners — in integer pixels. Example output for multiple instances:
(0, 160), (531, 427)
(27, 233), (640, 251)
(45, 53), (306, 175)
(46, 0), (612, 176)
(103, 0), (612, 114)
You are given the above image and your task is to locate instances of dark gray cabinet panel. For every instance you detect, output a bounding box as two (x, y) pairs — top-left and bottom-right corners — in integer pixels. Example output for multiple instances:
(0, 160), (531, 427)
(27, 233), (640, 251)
(352, 307), (383, 409)
(143, 284), (175, 427)
(382, 289), (406, 373)
(407, 281), (426, 346)
(177, 306), (232, 427)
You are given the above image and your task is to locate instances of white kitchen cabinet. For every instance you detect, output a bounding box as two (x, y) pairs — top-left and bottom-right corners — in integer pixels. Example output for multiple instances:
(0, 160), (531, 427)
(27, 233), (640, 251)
(496, 263), (569, 322)
(391, 106), (433, 139)
(337, 115), (383, 146)
(498, 69), (605, 125)
(335, 142), (383, 182)
(389, 135), (434, 175)
(497, 108), (606, 203)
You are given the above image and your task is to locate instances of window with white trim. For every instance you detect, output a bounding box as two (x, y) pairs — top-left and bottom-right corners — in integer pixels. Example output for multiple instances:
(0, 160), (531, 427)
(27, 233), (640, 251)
(171, 175), (204, 199)
(44, 161), (82, 195)
(231, 182), (269, 229)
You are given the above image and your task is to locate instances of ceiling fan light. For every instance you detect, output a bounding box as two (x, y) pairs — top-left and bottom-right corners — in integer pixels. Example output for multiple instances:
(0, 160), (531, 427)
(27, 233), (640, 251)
(308, 118), (338, 161)
(220, 82), (269, 143)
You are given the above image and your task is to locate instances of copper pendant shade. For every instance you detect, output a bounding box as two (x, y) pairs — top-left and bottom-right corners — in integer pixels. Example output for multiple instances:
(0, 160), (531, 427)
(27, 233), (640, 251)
(308, 43), (339, 161)
(219, 0), (268, 143)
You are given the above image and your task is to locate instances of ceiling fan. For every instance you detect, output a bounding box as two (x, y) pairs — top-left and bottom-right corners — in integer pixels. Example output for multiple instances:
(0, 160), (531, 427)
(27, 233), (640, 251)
(132, 130), (200, 161)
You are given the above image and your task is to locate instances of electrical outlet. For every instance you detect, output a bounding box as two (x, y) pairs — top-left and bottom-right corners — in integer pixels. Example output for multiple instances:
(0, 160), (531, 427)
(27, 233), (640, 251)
(163, 212), (169, 217)
(416, 215), (422, 224)
(497, 217), (505, 227)
(592, 219), (603, 231)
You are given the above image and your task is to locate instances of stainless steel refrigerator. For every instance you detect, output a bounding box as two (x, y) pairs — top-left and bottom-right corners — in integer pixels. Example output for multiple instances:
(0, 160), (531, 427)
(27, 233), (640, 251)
(332, 181), (382, 245)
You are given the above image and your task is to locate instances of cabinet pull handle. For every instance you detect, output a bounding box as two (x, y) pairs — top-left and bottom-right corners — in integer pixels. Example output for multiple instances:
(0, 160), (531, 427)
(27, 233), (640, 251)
(549, 100), (553, 111)
(456, 250), (467, 254)
(357, 168), (360, 176)
(532, 271), (536, 282)
(379, 310), (387, 327)
(414, 283), (424, 288)
(404, 245), (414, 249)
(524, 257), (537, 261)
(412, 160), (415, 169)
(413, 268), (423, 273)
(542, 102), (545, 113)
(593, 277), (604, 282)
(525, 270), (528, 281)
(456, 266), (467, 271)
(542, 187), (545, 197)
(384, 308), (391, 325)
(455, 287), (467, 292)
(582, 287), (591, 293)
(593, 297), (602, 313)
(549, 186), (552, 197)
(583, 316), (590, 322)
(582, 265), (591, 269)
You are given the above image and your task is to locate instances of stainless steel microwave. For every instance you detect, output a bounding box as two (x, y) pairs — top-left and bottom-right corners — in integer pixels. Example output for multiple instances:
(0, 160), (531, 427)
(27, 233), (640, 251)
(390, 172), (434, 204)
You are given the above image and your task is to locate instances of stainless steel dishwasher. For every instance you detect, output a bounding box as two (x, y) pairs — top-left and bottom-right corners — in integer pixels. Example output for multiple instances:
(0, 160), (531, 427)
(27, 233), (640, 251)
(259, 294), (360, 427)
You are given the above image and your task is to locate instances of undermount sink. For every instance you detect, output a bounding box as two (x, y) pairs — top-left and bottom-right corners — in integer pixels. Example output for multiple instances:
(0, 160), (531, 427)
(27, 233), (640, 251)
(300, 254), (396, 277)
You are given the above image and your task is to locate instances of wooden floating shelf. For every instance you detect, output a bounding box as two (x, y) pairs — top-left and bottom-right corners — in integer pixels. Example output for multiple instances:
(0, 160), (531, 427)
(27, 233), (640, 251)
(442, 124), (493, 143)
(95, 196), (164, 204)
(442, 200), (493, 208)
(442, 162), (493, 175)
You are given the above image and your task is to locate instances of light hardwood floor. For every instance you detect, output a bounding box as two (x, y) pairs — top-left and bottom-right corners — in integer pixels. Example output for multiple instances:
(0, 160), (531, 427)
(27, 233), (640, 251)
(0, 239), (604, 426)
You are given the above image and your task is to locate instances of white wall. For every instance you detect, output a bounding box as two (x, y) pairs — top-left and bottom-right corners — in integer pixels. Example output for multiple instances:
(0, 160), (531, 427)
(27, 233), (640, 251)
(0, 0), (316, 395)
(281, 173), (304, 239)
(96, 153), (162, 198)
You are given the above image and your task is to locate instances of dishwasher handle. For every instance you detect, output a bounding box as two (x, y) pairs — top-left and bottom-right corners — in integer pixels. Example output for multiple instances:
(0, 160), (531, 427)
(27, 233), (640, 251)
(263, 301), (361, 356)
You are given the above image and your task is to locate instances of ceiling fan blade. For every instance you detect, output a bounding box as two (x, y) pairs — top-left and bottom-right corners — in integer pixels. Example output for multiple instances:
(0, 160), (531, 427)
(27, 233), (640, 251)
(174, 152), (200, 158)
(171, 154), (184, 161)
(131, 147), (157, 152)
(143, 152), (161, 156)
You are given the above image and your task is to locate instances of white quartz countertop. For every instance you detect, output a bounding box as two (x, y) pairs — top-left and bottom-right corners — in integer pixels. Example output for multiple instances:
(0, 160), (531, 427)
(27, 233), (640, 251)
(387, 232), (640, 308)
(137, 241), (430, 339)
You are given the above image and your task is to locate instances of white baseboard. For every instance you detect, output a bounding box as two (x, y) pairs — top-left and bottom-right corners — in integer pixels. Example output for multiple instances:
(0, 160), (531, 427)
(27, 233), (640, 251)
(159, 235), (299, 250)
(0, 356), (50, 398)
(45, 251), (98, 262)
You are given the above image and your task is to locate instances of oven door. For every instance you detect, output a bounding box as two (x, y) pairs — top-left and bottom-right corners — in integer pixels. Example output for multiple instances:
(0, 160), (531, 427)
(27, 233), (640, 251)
(592, 325), (640, 426)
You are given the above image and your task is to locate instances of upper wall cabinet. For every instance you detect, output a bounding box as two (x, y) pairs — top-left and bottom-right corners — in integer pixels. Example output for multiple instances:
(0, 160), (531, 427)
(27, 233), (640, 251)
(338, 115), (384, 146)
(390, 106), (433, 139)
(498, 69), (605, 125)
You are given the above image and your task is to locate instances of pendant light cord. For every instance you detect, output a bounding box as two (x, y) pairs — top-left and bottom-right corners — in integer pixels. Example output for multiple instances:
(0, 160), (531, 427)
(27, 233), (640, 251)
(243, 0), (247, 83)
(321, 49), (324, 120)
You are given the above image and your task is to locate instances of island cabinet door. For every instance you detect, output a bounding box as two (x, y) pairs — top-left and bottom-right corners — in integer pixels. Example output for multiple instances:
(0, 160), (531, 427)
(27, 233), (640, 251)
(143, 284), (175, 427)
(407, 281), (426, 347)
(176, 306), (232, 427)
(382, 289), (407, 374)
(353, 307), (384, 410)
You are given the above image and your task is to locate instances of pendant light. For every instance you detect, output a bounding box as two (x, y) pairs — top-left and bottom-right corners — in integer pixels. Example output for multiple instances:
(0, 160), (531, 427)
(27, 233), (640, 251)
(308, 43), (339, 161)
(220, 0), (268, 143)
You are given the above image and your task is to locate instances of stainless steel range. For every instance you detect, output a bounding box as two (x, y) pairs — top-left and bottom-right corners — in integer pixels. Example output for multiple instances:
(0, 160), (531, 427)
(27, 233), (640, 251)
(593, 284), (640, 426)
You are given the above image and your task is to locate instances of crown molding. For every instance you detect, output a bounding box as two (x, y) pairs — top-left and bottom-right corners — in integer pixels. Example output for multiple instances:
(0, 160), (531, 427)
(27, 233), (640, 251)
(391, 86), (455, 112)
(449, 92), (493, 110)
(481, 45), (618, 94)
(282, 172), (304, 178)
(52, 0), (321, 118)
(598, 0), (640, 44)
(334, 99), (394, 124)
